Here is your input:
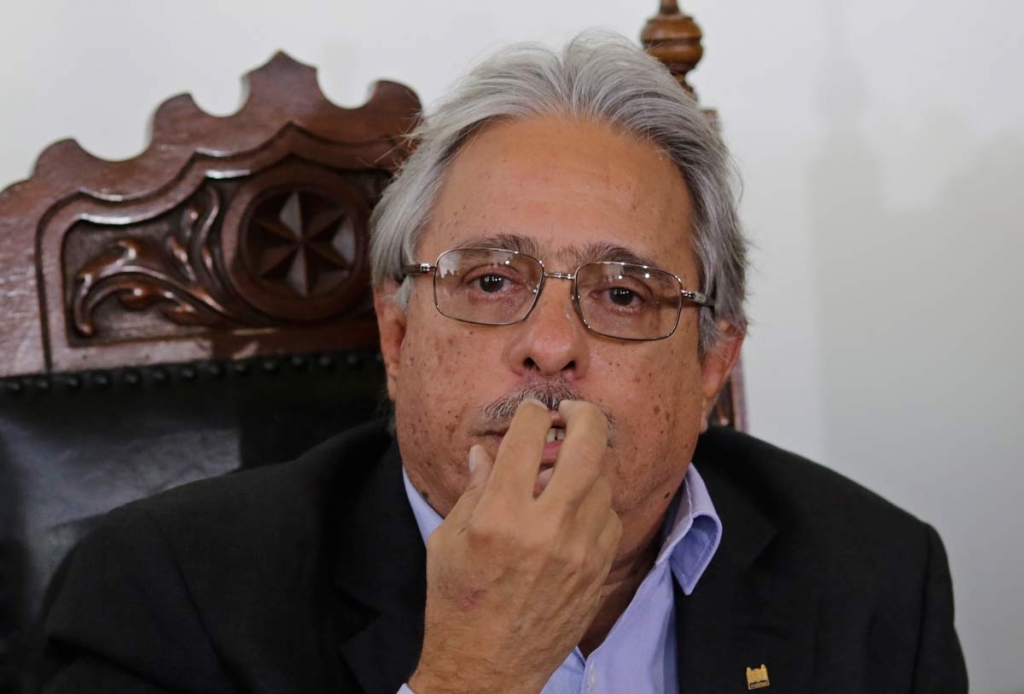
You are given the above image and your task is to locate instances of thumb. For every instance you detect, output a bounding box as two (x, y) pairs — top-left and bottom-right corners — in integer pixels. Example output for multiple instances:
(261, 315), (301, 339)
(448, 445), (493, 521)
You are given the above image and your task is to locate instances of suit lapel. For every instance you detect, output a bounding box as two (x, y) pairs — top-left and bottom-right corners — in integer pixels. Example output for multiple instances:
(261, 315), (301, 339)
(675, 446), (819, 693)
(328, 442), (427, 694)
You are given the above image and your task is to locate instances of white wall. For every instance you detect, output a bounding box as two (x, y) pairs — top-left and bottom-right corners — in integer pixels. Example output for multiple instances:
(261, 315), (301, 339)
(2, 1), (1021, 690)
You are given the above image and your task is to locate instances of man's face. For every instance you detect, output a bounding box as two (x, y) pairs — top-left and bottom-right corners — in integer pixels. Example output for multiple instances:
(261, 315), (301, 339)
(376, 115), (739, 555)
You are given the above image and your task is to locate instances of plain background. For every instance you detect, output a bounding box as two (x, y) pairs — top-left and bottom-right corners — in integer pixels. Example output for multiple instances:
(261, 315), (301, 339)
(1, 0), (1021, 691)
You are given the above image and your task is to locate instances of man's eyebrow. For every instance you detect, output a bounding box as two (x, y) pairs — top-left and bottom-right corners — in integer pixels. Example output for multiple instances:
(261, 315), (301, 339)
(449, 235), (659, 269)
(574, 242), (659, 268)
(452, 233), (539, 256)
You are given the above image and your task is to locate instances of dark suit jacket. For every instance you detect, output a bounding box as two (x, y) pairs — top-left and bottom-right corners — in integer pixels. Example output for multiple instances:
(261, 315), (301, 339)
(37, 423), (968, 693)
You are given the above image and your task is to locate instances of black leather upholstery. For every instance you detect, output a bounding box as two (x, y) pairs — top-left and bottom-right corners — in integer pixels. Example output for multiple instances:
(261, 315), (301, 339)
(0, 351), (386, 693)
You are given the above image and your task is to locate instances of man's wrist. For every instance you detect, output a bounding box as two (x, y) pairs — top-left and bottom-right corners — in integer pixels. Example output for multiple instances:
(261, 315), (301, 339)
(408, 667), (465, 694)
(408, 665), (538, 694)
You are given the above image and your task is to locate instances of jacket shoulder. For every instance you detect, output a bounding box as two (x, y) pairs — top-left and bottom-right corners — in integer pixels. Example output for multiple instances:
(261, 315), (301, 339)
(43, 422), (395, 692)
(109, 420), (393, 542)
(694, 426), (932, 567)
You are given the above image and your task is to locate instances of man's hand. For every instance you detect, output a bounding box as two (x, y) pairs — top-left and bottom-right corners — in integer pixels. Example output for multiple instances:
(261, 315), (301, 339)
(408, 399), (622, 694)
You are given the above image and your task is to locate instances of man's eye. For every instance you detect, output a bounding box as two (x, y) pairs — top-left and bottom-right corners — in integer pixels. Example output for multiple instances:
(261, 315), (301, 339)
(476, 274), (508, 293)
(607, 287), (638, 306)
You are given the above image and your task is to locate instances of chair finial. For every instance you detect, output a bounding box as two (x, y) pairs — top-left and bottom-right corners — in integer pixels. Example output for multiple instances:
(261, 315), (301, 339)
(641, 1), (704, 97)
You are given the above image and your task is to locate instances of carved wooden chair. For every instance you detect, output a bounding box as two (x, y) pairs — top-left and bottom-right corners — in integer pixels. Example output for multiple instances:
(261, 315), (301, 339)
(0, 3), (743, 689)
(0, 53), (419, 691)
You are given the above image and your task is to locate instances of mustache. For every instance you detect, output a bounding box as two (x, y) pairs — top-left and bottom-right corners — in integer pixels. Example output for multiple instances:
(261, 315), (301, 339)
(478, 380), (617, 444)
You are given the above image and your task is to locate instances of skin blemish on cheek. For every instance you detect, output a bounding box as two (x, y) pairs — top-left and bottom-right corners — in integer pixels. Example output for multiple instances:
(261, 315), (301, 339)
(459, 587), (486, 610)
(653, 405), (661, 415)
(664, 492), (670, 499)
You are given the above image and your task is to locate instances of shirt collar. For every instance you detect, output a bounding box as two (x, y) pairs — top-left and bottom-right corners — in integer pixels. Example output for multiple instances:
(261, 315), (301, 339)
(659, 463), (722, 595)
(402, 468), (444, 541)
(401, 461), (722, 596)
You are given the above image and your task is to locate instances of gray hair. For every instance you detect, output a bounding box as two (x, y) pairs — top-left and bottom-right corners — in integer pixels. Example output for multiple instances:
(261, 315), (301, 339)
(370, 31), (747, 353)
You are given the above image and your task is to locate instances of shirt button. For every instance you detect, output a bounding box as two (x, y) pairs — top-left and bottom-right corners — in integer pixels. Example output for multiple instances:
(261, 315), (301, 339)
(588, 671), (598, 689)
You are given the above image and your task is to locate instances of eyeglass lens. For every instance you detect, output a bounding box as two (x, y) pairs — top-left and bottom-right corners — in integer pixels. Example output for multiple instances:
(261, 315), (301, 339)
(433, 248), (683, 340)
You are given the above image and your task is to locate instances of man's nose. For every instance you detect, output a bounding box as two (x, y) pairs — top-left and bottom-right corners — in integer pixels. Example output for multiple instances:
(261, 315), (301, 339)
(503, 278), (590, 378)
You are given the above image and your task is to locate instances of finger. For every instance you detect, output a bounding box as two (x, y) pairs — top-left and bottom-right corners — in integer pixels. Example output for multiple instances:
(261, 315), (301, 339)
(595, 509), (623, 569)
(543, 400), (609, 505)
(561, 475), (614, 549)
(573, 480), (620, 555)
(483, 398), (552, 501)
(445, 445), (494, 525)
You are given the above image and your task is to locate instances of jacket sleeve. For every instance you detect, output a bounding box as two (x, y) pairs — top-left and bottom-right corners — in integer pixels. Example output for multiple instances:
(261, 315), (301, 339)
(912, 524), (968, 694)
(36, 505), (237, 693)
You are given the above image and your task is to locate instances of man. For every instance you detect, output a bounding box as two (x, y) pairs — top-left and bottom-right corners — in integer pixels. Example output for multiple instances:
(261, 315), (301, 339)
(37, 34), (967, 693)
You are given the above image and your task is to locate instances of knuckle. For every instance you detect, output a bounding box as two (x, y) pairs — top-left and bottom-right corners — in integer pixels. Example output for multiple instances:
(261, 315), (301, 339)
(549, 535), (590, 571)
(464, 514), (497, 547)
(465, 510), (525, 551)
(607, 515), (624, 545)
(569, 544), (593, 573)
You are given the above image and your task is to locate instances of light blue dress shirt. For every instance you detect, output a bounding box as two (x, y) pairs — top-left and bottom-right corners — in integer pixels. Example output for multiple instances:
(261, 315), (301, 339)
(398, 461), (721, 694)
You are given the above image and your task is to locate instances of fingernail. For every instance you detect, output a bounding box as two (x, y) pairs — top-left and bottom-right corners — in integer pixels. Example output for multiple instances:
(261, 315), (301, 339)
(522, 397), (547, 410)
(468, 445), (482, 473)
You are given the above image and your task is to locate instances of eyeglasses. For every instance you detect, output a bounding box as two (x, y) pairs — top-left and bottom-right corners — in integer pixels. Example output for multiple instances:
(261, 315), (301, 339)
(401, 247), (713, 342)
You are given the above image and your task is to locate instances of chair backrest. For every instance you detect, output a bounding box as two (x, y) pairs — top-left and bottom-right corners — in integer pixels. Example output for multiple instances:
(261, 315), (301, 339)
(0, 53), (419, 690)
(0, 53), (419, 378)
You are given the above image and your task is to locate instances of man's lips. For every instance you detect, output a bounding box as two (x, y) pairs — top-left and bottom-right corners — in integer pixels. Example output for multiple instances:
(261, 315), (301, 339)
(480, 408), (569, 467)
(540, 439), (562, 465)
(485, 431), (564, 464)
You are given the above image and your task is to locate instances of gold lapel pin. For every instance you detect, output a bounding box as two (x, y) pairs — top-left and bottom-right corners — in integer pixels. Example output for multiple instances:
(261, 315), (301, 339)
(746, 664), (770, 690)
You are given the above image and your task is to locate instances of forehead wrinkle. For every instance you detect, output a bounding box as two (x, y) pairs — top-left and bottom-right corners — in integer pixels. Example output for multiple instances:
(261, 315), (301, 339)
(574, 242), (658, 268)
(546, 242), (660, 272)
(450, 232), (539, 257)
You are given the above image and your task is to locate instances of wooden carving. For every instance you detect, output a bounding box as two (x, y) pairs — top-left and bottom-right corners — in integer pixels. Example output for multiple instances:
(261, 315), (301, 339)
(0, 53), (421, 377)
(643, 2), (747, 431)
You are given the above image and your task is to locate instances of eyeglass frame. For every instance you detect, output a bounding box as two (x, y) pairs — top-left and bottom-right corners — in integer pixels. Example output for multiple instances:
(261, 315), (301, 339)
(400, 247), (714, 342)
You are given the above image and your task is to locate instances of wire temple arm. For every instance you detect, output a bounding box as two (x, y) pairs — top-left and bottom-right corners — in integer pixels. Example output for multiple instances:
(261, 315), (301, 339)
(683, 290), (714, 308)
(401, 263), (436, 278)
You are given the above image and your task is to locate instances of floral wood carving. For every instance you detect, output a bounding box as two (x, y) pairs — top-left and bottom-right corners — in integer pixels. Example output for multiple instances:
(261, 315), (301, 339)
(0, 52), (421, 376)
(72, 187), (234, 337)
(69, 162), (374, 338)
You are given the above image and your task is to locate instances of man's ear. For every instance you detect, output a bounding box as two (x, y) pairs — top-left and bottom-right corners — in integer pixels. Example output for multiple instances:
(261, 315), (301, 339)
(699, 321), (745, 433)
(374, 281), (407, 401)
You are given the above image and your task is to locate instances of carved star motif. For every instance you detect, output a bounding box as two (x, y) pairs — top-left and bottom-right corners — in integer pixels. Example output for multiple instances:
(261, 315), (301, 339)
(248, 190), (354, 297)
